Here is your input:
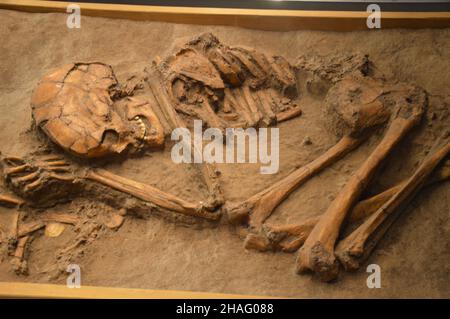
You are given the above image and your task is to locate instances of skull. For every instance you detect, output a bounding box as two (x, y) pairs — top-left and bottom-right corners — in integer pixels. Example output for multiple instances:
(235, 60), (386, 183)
(31, 62), (164, 159)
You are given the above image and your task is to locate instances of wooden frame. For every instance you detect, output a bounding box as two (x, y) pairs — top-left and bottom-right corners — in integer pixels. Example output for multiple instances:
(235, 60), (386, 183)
(0, 0), (449, 31)
(0, 282), (270, 299)
(0, 0), (448, 300)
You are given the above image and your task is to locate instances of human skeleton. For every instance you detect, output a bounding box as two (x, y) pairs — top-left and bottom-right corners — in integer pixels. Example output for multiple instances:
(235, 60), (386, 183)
(1, 33), (448, 281)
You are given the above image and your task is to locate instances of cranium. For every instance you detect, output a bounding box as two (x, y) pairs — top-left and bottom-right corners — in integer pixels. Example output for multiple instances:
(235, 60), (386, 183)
(31, 62), (164, 159)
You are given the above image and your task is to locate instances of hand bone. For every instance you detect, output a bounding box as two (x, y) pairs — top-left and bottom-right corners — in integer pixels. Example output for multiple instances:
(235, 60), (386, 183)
(1, 153), (75, 201)
(1, 152), (220, 221)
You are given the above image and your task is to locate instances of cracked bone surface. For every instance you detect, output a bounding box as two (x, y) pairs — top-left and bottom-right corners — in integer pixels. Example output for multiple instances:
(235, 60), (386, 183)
(335, 132), (450, 271)
(227, 75), (393, 228)
(29, 34), (305, 211)
(295, 83), (426, 282)
(0, 153), (220, 221)
(31, 63), (165, 159)
(255, 158), (450, 253)
(158, 33), (301, 131)
(32, 61), (223, 210)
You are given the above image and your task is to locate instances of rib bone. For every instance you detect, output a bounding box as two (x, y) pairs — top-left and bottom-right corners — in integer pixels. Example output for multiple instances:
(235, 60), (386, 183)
(335, 132), (450, 271)
(296, 91), (425, 282)
(0, 193), (25, 207)
(147, 67), (224, 210)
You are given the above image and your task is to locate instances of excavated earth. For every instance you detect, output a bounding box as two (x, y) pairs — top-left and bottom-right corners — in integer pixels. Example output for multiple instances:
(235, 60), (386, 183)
(0, 10), (449, 298)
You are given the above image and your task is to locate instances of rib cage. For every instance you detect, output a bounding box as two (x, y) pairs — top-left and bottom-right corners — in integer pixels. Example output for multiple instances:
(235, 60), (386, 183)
(153, 33), (302, 130)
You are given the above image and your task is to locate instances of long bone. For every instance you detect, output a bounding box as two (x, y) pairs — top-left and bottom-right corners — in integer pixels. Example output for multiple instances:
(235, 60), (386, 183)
(296, 87), (426, 282)
(147, 66), (224, 210)
(335, 132), (450, 271)
(226, 76), (392, 228)
(85, 168), (219, 220)
(0, 193), (24, 207)
(11, 235), (30, 275)
(1, 154), (220, 221)
(227, 135), (363, 226)
(251, 158), (449, 253)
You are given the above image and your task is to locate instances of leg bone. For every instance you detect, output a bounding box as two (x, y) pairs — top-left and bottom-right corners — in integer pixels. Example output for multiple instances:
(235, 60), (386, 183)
(296, 104), (424, 282)
(260, 158), (449, 252)
(335, 132), (450, 271)
(227, 135), (363, 227)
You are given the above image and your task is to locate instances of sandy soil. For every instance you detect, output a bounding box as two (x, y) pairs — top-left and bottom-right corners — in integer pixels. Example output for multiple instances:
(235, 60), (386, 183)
(0, 9), (449, 298)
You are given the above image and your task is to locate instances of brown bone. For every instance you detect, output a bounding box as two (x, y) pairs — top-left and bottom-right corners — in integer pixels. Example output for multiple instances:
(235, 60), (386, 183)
(335, 132), (450, 271)
(31, 63), (165, 159)
(227, 76), (392, 228)
(0, 193), (25, 208)
(147, 65), (224, 209)
(296, 88), (425, 282)
(85, 169), (220, 221)
(258, 158), (449, 253)
(227, 135), (363, 226)
(1, 153), (220, 222)
(40, 212), (81, 225)
(12, 235), (30, 274)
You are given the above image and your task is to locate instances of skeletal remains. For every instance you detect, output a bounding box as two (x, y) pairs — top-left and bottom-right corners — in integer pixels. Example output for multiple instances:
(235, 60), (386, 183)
(0, 33), (448, 281)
